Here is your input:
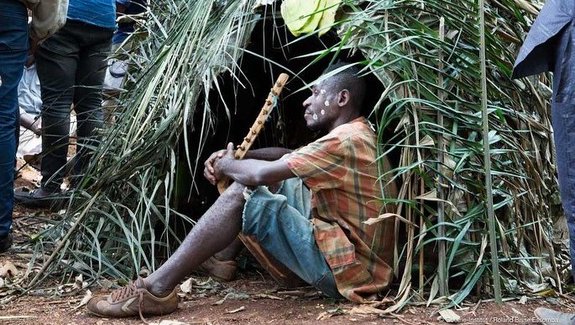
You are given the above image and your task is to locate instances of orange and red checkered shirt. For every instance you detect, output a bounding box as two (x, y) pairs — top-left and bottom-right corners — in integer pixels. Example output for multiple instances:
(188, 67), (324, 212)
(286, 117), (396, 302)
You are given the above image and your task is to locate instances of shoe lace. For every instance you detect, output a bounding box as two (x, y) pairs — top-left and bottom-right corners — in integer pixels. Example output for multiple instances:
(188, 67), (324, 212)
(110, 281), (148, 323)
(110, 281), (139, 301)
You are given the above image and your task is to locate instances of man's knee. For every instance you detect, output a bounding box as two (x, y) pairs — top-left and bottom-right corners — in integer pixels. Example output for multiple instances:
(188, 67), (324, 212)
(218, 181), (246, 203)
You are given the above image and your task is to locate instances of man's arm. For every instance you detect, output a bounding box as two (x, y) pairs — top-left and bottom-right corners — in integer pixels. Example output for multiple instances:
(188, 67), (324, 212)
(19, 113), (41, 135)
(203, 146), (293, 185)
(243, 147), (293, 161)
(212, 143), (296, 187)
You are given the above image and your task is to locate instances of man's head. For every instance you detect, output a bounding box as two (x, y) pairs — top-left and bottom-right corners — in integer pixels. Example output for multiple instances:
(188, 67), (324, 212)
(302, 62), (367, 132)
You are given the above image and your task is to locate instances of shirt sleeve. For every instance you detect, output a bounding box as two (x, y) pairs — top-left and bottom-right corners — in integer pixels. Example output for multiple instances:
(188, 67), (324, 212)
(286, 135), (349, 191)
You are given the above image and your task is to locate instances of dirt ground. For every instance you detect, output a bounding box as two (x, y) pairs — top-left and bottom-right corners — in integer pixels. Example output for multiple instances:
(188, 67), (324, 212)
(1, 163), (575, 324)
(1, 270), (574, 325)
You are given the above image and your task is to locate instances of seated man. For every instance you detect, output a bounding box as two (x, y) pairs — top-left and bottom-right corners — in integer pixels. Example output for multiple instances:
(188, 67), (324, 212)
(86, 63), (398, 318)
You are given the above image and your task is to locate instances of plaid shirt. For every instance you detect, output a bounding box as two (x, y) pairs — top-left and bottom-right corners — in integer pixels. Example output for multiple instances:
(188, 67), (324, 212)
(286, 117), (396, 302)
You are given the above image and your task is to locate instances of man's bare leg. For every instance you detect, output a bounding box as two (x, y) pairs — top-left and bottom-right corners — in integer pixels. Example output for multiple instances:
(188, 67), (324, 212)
(144, 182), (245, 296)
(213, 237), (243, 261)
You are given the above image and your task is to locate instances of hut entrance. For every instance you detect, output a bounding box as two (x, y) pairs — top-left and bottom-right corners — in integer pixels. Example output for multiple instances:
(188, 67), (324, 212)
(171, 11), (382, 225)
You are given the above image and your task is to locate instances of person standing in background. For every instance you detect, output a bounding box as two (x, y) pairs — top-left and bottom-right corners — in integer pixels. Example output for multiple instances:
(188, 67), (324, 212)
(15, 0), (117, 207)
(102, 0), (147, 124)
(0, 0), (67, 253)
(512, 1), (575, 323)
(18, 53), (44, 167)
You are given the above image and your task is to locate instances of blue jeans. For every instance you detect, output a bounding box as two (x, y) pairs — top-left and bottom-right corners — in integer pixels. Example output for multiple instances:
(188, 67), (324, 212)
(0, 0), (28, 237)
(36, 20), (113, 191)
(242, 178), (341, 298)
(552, 101), (575, 281)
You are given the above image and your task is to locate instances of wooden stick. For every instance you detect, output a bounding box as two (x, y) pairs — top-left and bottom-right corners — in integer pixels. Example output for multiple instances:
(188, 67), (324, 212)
(217, 73), (289, 193)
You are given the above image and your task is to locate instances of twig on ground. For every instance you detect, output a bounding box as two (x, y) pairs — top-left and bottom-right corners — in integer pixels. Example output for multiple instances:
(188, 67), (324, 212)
(560, 293), (575, 304)
(225, 306), (245, 314)
(0, 316), (37, 320)
(254, 293), (283, 300)
(471, 299), (482, 313)
(45, 298), (81, 305)
(391, 313), (419, 325)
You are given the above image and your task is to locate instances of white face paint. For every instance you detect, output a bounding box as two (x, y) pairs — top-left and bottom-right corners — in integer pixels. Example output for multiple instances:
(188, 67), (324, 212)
(320, 109), (325, 115)
(312, 113), (318, 120)
(324, 100), (330, 106)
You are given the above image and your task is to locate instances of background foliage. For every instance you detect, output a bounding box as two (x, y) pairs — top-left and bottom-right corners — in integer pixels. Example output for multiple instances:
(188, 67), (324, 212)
(30, 0), (568, 309)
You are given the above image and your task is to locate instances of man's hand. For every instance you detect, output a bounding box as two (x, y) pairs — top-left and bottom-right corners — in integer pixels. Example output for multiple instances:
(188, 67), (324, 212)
(203, 143), (234, 185)
(213, 142), (236, 181)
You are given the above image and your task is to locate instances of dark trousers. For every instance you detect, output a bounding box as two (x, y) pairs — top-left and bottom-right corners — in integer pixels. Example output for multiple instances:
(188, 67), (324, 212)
(0, 0), (28, 237)
(552, 101), (575, 281)
(551, 21), (575, 281)
(36, 20), (113, 191)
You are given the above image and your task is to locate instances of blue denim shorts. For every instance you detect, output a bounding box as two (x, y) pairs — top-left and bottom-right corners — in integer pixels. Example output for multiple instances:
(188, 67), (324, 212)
(241, 178), (341, 298)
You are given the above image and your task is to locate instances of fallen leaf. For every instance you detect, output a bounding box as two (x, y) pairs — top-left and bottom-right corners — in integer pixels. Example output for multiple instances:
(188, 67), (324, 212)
(534, 288), (557, 297)
(518, 295), (528, 304)
(438, 309), (461, 323)
(316, 311), (332, 320)
(74, 274), (84, 290)
(74, 290), (92, 310)
(213, 298), (226, 306)
(349, 305), (384, 315)
(0, 262), (18, 278)
(180, 278), (193, 294)
(57, 283), (75, 294)
(139, 267), (150, 278)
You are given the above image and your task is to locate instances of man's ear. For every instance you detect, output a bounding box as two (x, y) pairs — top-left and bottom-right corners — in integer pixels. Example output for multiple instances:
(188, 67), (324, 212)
(338, 89), (350, 107)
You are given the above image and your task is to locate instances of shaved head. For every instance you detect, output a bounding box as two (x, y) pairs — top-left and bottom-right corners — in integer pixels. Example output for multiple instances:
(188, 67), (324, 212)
(321, 62), (367, 110)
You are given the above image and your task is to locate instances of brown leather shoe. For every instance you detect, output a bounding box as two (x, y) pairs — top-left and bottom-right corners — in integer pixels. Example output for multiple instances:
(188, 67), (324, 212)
(196, 256), (238, 282)
(86, 277), (178, 319)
